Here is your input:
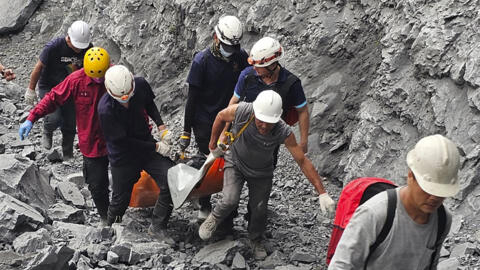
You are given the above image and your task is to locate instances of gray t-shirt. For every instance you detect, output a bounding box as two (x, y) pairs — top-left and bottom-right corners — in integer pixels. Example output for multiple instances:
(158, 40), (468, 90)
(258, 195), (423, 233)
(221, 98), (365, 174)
(328, 187), (452, 270)
(225, 102), (291, 178)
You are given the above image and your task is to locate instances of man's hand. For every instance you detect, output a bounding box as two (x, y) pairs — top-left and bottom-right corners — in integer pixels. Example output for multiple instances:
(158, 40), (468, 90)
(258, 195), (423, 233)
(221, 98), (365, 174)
(319, 192), (335, 217)
(1, 68), (16, 81)
(179, 131), (191, 151)
(24, 88), (38, 105)
(158, 126), (172, 144)
(156, 141), (171, 157)
(19, 120), (33, 140)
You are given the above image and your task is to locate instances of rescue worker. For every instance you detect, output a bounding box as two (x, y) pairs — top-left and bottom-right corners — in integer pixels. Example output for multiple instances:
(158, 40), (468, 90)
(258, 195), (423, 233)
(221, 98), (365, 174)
(199, 90), (335, 259)
(24, 20), (92, 159)
(223, 37), (310, 165)
(328, 134), (458, 270)
(19, 47), (111, 225)
(97, 65), (176, 243)
(179, 15), (249, 227)
(0, 63), (15, 81)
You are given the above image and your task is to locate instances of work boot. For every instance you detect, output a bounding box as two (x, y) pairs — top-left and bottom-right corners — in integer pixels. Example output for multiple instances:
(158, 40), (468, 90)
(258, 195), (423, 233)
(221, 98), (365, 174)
(250, 238), (267, 260)
(148, 225), (175, 245)
(42, 132), (53, 150)
(106, 214), (123, 226)
(198, 213), (219, 240)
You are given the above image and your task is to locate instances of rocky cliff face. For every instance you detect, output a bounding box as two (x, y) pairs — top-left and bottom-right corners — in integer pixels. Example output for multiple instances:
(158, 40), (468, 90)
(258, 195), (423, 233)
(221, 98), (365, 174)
(1, 0), (479, 269)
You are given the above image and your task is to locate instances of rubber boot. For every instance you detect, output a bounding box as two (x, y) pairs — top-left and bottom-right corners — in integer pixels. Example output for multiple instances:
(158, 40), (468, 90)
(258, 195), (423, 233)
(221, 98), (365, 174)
(61, 132), (75, 160)
(42, 132), (53, 150)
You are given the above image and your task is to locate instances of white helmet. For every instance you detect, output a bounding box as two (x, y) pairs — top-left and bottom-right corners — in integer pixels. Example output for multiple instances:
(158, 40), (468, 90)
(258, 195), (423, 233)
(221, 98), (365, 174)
(104, 65), (135, 103)
(248, 37), (284, 67)
(253, 90), (283, 123)
(68, 20), (91, 49)
(406, 134), (460, 197)
(215, 15), (243, 48)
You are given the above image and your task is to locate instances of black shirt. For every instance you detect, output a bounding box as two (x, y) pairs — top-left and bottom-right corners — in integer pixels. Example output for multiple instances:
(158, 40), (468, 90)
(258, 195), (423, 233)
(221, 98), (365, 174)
(38, 36), (92, 89)
(97, 77), (164, 166)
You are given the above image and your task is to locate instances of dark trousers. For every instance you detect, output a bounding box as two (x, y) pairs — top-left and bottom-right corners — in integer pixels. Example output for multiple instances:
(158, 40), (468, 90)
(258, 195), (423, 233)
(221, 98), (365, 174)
(83, 156), (110, 219)
(108, 153), (175, 228)
(39, 88), (76, 155)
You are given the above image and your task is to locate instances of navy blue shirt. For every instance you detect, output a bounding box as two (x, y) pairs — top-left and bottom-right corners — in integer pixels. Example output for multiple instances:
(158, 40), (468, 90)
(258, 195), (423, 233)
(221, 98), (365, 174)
(97, 77), (164, 167)
(38, 37), (92, 89)
(233, 66), (307, 109)
(186, 48), (249, 124)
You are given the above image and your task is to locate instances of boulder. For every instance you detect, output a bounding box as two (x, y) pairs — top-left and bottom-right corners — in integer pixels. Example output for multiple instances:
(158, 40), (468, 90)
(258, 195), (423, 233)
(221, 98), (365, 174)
(0, 191), (45, 242)
(24, 245), (74, 270)
(0, 154), (55, 210)
(194, 239), (240, 264)
(13, 228), (52, 254)
(0, 0), (43, 34)
(56, 181), (85, 208)
(46, 203), (85, 223)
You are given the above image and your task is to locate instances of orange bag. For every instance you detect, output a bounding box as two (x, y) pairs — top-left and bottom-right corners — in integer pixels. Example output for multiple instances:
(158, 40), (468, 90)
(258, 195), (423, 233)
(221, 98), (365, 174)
(188, 157), (225, 199)
(129, 171), (160, 207)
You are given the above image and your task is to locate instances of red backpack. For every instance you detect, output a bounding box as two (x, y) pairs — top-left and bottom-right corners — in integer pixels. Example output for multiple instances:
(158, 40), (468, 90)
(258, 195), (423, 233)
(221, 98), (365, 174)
(326, 177), (447, 269)
(326, 177), (397, 265)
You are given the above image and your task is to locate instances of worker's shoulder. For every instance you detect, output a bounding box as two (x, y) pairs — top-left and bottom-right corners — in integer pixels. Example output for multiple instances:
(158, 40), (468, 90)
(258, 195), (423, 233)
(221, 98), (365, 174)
(43, 36), (65, 50)
(192, 48), (211, 63)
(97, 92), (113, 115)
(356, 188), (390, 218)
(66, 69), (87, 81)
(239, 66), (255, 78)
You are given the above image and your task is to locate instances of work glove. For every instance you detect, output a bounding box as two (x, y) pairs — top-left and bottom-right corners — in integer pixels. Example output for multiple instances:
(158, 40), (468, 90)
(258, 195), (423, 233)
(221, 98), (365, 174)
(319, 193), (335, 217)
(19, 120), (33, 140)
(179, 131), (191, 151)
(156, 141), (171, 157)
(160, 129), (173, 144)
(24, 88), (38, 105)
(210, 143), (227, 158)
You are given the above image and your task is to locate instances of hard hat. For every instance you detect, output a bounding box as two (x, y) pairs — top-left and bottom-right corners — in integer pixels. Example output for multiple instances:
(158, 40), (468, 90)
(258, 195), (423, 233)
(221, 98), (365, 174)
(67, 20), (91, 49)
(248, 37), (284, 67)
(214, 15), (243, 53)
(253, 90), (283, 123)
(83, 47), (110, 78)
(104, 65), (135, 103)
(406, 134), (460, 197)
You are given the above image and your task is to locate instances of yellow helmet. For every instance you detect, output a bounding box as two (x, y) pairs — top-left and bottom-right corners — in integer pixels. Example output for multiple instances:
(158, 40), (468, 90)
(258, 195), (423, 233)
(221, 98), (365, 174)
(84, 47), (110, 78)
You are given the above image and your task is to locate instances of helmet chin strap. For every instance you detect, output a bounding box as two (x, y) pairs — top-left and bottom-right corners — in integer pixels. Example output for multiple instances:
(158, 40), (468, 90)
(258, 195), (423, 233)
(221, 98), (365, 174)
(259, 63), (279, 79)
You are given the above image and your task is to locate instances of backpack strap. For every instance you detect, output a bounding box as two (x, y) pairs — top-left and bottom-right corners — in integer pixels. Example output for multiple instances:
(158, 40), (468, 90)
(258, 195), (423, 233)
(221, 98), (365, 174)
(277, 73), (299, 101)
(364, 188), (397, 270)
(429, 205), (447, 269)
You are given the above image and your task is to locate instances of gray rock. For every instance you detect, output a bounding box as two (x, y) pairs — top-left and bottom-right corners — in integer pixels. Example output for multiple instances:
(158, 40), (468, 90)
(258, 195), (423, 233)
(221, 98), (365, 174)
(0, 0), (42, 34)
(450, 242), (478, 258)
(274, 265), (311, 270)
(259, 250), (285, 269)
(194, 239), (239, 264)
(0, 154), (55, 210)
(290, 249), (316, 263)
(51, 221), (103, 250)
(56, 181), (85, 207)
(66, 172), (85, 187)
(110, 243), (133, 264)
(24, 245), (74, 270)
(13, 228), (52, 254)
(46, 202), (85, 223)
(1, 101), (17, 114)
(231, 252), (246, 270)
(86, 244), (109, 262)
(0, 250), (25, 268)
(448, 214), (463, 236)
(437, 257), (460, 270)
(0, 191), (45, 242)
(75, 255), (93, 270)
(107, 251), (119, 264)
(46, 149), (62, 163)
(129, 241), (170, 265)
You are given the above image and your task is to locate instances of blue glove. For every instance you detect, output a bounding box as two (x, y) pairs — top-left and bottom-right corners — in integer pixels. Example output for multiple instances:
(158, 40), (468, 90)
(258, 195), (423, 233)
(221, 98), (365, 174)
(19, 120), (33, 140)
